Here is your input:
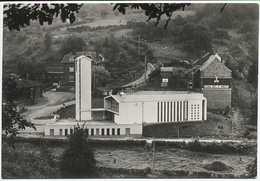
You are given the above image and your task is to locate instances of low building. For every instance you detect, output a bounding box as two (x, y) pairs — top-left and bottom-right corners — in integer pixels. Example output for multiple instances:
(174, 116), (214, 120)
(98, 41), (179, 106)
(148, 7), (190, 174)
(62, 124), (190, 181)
(44, 120), (142, 137)
(104, 91), (207, 125)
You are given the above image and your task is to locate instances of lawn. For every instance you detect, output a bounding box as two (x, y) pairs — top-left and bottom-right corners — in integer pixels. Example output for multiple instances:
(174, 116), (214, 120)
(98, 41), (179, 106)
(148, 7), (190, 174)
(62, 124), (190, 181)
(2, 139), (256, 179)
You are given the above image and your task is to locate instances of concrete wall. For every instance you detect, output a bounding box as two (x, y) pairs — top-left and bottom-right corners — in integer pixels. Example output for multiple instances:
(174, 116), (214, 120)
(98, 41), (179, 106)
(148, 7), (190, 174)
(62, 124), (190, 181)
(117, 102), (143, 124)
(203, 88), (231, 110)
(75, 56), (92, 121)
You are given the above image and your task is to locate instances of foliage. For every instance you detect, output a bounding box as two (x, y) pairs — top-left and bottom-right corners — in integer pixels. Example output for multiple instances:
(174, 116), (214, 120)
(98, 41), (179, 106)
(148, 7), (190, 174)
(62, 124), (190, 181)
(93, 65), (112, 87)
(59, 35), (86, 55)
(4, 4), (83, 31)
(114, 3), (191, 28)
(94, 36), (153, 86)
(60, 124), (97, 178)
(2, 141), (60, 178)
(2, 75), (35, 139)
(246, 158), (257, 178)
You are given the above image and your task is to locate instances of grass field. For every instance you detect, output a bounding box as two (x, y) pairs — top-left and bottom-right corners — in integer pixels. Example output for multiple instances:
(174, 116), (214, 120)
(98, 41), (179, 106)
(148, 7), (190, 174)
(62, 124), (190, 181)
(2, 139), (256, 179)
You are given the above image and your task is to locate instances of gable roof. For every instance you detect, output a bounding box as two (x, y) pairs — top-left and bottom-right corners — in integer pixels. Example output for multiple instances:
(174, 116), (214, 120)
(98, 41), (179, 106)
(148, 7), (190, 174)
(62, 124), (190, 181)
(200, 58), (232, 78)
(190, 53), (231, 78)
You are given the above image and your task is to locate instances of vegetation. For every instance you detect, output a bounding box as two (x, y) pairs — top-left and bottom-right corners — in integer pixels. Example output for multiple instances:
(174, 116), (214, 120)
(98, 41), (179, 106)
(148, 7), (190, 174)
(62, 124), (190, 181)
(2, 141), (59, 178)
(94, 36), (153, 86)
(2, 75), (35, 140)
(60, 124), (97, 178)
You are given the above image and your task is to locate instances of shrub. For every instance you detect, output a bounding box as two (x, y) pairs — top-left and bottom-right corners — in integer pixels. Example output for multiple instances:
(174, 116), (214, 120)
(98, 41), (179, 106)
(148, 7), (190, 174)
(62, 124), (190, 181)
(59, 124), (97, 178)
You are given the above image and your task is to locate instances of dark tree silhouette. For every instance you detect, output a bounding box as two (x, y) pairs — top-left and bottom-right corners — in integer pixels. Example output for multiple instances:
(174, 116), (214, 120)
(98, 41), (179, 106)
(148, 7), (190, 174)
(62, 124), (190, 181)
(4, 4), (83, 30)
(2, 75), (35, 140)
(3, 3), (229, 30)
(3, 3), (192, 30)
(60, 124), (97, 178)
(113, 3), (191, 28)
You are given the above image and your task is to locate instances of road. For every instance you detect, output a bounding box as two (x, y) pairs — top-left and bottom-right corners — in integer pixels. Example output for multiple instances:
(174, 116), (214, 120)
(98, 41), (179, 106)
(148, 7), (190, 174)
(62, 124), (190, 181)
(22, 91), (75, 125)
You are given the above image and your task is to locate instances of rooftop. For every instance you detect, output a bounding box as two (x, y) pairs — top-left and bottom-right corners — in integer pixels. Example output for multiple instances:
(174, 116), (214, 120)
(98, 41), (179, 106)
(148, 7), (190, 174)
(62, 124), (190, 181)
(109, 91), (205, 103)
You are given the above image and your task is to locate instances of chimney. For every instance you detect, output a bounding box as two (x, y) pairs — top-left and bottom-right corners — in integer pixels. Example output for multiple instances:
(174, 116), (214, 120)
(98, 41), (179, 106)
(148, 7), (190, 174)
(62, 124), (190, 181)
(75, 55), (92, 121)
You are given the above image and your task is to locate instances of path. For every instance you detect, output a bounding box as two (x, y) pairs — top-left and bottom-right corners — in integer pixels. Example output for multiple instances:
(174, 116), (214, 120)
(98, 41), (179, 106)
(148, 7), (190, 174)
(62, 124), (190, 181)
(22, 91), (75, 124)
(122, 63), (156, 88)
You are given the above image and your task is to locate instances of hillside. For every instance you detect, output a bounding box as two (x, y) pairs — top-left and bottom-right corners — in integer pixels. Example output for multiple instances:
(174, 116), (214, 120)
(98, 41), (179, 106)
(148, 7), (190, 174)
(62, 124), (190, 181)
(3, 4), (258, 125)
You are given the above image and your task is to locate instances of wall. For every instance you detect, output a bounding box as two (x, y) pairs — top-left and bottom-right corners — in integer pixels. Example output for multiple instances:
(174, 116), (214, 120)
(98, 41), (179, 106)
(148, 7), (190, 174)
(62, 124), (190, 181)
(203, 88), (231, 110)
(117, 102), (143, 124)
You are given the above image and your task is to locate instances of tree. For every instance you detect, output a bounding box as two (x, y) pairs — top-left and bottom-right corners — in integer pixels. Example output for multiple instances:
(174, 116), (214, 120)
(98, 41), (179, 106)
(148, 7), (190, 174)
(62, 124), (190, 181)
(3, 3), (192, 31)
(4, 4), (83, 31)
(59, 35), (86, 55)
(2, 75), (35, 141)
(60, 124), (97, 178)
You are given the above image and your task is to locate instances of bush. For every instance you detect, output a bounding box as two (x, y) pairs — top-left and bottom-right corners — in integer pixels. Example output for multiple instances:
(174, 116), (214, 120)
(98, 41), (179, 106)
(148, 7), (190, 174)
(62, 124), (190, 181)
(204, 161), (233, 172)
(59, 124), (97, 178)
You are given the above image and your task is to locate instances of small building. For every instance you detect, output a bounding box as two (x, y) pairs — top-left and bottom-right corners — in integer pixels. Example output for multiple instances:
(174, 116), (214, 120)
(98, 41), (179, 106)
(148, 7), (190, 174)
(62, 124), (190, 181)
(46, 64), (64, 86)
(191, 53), (232, 109)
(160, 66), (188, 89)
(104, 91), (207, 125)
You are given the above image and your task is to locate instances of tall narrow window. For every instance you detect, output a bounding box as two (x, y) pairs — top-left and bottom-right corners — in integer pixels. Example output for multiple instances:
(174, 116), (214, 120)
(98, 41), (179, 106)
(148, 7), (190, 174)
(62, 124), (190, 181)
(186, 101), (188, 121)
(101, 128), (105, 135)
(170, 102), (172, 122)
(183, 101), (185, 121)
(112, 128), (115, 135)
(174, 102), (176, 122)
(91, 128), (94, 136)
(163, 102), (166, 122)
(65, 129), (68, 136)
(117, 128), (120, 135)
(177, 101), (179, 121)
(180, 101), (182, 121)
(59, 129), (63, 136)
(157, 102), (160, 122)
(107, 128), (110, 135)
(167, 102), (169, 122)
(160, 102), (163, 122)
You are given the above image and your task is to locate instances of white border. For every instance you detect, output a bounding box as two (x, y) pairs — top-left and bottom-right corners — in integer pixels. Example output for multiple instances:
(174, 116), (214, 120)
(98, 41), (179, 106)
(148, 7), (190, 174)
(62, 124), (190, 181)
(0, 1), (259, 181)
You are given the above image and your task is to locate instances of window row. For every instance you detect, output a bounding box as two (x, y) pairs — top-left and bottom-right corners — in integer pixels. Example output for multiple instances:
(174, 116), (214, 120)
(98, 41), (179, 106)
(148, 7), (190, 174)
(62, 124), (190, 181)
(49, 127), (122, 136)
(157, 101), (189, 122)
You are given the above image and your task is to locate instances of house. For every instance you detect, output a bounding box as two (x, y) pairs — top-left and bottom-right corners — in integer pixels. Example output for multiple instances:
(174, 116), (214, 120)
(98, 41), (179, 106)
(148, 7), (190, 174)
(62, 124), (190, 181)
(160, 66), (188, 89)
(191, 53), (232, 109)
(46, 64), (64, 86)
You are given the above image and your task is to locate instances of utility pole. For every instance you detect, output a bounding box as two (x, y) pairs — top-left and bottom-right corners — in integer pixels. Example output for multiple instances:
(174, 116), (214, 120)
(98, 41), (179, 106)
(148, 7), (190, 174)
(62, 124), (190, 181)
(144, 55), (147, 83)
(152, 141), (156, 170)
(138, 35), (141, 56)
